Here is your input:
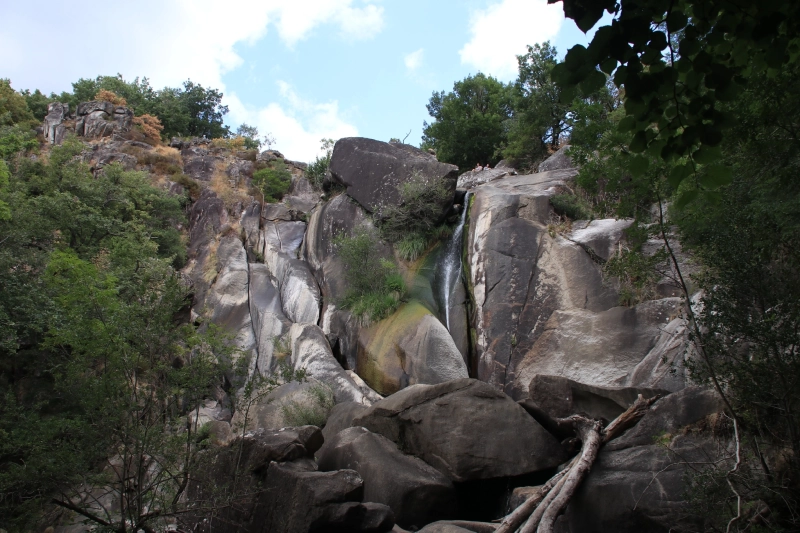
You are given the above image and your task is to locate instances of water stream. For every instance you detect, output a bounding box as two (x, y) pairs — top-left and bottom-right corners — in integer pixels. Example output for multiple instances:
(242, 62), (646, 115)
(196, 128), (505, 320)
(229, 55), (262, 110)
(435, 192), (471, 332)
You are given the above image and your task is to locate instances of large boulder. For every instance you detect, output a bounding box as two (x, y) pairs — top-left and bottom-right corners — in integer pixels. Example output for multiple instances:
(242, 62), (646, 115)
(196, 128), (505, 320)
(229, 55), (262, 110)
(356, 301), (469, 395)
(205, 236), (256, 367)
(321, 401), (368, 446)
(456, 167), (511, 190)
(329, 137), (458, 219)
(537, 145), (574, 172)
(318, 426), (457, 529)
(523, 374), (667, 424)
(554, 387), (728, 533)
(465, 170), (689, 398)
(513, 298), (683, 396)
(353, 379), (566, 482)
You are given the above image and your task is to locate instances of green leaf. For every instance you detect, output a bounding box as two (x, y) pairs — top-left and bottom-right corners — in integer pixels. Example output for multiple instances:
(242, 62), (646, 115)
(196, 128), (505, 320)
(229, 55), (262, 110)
(698, 164), (732, 189)
(618, 115), (637, 132)
(628, 155), (650, 176)
(580, 70), (607, 95)
(675, 188), (700, 209)
(666, 11), (688, 33)
(630, 131), (648, 153)
(564, 45), (589, 71)
(668, 163), (692, 189)
(693, 145), (722, 164)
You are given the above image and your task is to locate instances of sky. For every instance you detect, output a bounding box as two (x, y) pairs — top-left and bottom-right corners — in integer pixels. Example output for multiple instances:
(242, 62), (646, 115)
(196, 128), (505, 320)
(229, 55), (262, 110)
(0, 0), (605, 162)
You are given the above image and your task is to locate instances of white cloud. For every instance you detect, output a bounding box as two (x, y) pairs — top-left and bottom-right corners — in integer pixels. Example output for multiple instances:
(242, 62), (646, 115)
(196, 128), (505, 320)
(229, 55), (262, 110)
(459, 0), (564, 80)
(0, 0), (385, 93)
(228, 82), (358, 162)
(404, 48), (424, 71)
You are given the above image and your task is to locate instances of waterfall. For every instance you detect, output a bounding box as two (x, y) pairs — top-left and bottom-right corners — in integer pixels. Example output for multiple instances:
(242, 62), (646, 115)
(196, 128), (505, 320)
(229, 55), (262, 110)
(436, 192), (471, 332)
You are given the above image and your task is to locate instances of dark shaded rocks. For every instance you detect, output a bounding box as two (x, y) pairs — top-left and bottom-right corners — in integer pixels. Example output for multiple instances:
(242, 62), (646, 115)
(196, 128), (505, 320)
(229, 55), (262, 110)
(329, 137), (458, 219)
(186, 427), (395, 533)
(183, 154), (219, 181)
(318, 426), (457, 529)
(523, 375), (667, 425)
(353, 379), (566, 482)
(552, 386), (728, 533)
(321, 401), (368, 446)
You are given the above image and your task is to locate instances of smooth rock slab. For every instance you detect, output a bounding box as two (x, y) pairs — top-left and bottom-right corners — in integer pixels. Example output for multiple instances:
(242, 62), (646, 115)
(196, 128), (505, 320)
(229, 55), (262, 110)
(329, 137), (458, 219)
(353, 379), (566, 482)
(318, 426), (457, 529)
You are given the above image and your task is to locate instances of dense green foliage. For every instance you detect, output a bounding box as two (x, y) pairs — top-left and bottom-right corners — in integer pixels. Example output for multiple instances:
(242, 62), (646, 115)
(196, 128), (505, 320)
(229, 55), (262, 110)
(334, 228), (406, 323)
(422, 73), (512, 171)
(252, 161), (292, 203)
(548, 1), (800, 526)
(504, 43), (570, 167)
(0, 126), (239, 530)
(378, 172), (453, 261)
(22, 74), (230, 139)
(305, 138), (335, 190)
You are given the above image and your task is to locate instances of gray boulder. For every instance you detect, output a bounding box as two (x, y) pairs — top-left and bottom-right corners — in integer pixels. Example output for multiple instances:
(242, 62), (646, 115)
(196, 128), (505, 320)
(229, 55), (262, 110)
(513, 298), (683, 396)
(418, 522), (498, 533)
(554, 388), (728, 533)
(353, 379), (566, 482)
(456, 167), (510, 190)
(537, 145), (574, 172)
(329, 137), (458, 219)
(318, 426), (457, 529)
(183, 154), (219, 181)
(321, 401), (368, 446)
(248, 263), (291, 374)
(522, 375), (667, 426)
(288, 323), (381, 405)
(43, 102), (69, 144)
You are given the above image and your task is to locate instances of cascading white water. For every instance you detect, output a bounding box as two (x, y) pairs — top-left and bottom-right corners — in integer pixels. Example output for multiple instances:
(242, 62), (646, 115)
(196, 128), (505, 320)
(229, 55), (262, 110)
(436, 192), (471, 332)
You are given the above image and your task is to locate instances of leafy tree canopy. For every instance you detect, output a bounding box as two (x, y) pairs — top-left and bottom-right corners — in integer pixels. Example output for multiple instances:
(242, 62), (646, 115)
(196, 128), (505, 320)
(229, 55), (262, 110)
(422, 73), (513, 171)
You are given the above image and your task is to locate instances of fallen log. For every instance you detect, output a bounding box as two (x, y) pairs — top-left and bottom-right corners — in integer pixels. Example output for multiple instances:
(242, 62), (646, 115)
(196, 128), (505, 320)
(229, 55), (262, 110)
(495, 393), (660, 533)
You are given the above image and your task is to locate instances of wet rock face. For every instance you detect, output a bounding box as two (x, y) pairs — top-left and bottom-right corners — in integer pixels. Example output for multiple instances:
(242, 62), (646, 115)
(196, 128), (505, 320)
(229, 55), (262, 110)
(353, 379), (566, 482)
(329, 137), (459, 219)
(356, 301), (468, 396)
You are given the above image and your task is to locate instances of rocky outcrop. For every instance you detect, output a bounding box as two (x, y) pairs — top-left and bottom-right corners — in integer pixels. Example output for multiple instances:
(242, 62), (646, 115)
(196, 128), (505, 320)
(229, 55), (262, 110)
(353, 379), (566, 482)
(356, 301), (468, 395)
(329, 138), (459, 219)
(75, 101), (133, 139)
(466, 169), (690, 398)
(456, 167), (512, 190)
(537, 145), (574, 172)
(318, 426), (457, 529)
(43, 102), (69, 144)
(248, 263), (291, 374)
(187, 426), (395, 533)
(288, 323), (381, 404)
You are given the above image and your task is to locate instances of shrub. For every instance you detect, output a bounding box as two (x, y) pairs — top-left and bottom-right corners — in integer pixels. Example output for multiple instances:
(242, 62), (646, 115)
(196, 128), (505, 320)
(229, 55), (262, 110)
(334, 228), (407, 323)
(94, 89), (127, 107)
(252, 162), (291, 203)
(173, 174), (200, 200)
(378, 171), (453, 261)
(305, 138), (334, 190)
(550, 192), (593, 221)
(211, 136), (246, 151)
(281, 384), (336, 427)
(132, 113), (164, 145)
(603, 247), (668, 306)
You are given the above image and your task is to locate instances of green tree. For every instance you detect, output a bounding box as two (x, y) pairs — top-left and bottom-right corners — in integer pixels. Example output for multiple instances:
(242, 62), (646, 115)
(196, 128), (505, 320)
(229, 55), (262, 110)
(305, 138), (335, 190)
(236, 123), (261, 150)
(0, 80), (36, 129)
(504, 42), (570, 167)
(422, 73), (512, 171)
(252, 162), (292, 203)
(551, 0), (800, 200)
